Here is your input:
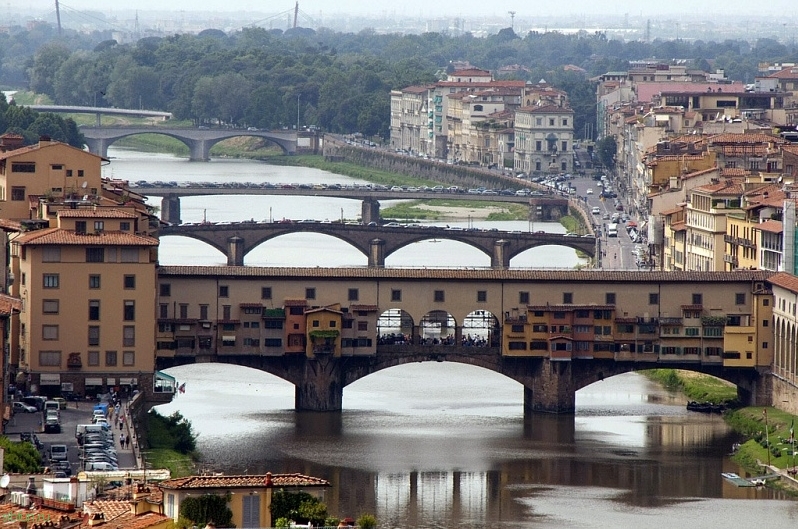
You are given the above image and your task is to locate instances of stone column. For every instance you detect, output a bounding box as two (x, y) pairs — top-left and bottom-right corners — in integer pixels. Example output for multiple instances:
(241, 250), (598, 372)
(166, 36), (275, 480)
(491, 239), (511, 269)
(160, 195), (181, 225)
(361, 198), (381, 225)
(294, 359), (344, 411)
(368, 238), (385, 268)
(524, 359), (577, 413)
(227, 236), (245, 266)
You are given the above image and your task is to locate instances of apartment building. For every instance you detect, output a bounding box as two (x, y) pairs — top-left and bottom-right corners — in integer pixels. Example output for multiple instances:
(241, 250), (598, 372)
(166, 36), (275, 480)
(684, 179), (745, 271)
(513, 105), (575, 175)
(8, 207), (159, 397)
(769, 272), (798, 414)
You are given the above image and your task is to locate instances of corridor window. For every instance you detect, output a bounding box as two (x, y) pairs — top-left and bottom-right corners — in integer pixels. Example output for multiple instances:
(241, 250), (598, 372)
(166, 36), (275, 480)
(391, 289), (401, 302)
(434, 290), (444, 302)
(563, 292), (573, 304)
(219, 285), (229, 297)
(477, 290), (487, 302)
(86, 248), (104, 262)
(605, 292), (616, 304)
(519, 292), (530, 304)
(348, 288), (359, 301)
(306, 288), (316, 300)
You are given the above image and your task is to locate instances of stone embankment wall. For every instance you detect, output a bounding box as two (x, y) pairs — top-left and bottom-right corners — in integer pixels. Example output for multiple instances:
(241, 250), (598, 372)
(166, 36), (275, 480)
(323, 137), (536, 193)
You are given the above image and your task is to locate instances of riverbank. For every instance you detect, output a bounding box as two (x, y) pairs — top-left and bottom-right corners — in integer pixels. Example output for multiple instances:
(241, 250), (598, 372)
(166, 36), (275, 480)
(646, 369), (798, 494)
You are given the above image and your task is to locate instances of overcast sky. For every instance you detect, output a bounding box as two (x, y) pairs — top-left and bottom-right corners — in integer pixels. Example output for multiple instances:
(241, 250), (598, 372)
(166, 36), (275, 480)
(34, 0), (798, 18)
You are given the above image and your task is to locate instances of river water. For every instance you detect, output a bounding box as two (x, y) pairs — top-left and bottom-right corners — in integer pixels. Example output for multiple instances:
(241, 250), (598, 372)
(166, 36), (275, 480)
(103, 149), (798, 527)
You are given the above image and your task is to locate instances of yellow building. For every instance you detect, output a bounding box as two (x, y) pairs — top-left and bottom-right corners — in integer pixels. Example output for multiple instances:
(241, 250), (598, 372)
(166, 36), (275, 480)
(9, 207), (158, 397)
(159, 473), (331, 528)
(306, 305), (343, 356)
(0, 137), (104, 220)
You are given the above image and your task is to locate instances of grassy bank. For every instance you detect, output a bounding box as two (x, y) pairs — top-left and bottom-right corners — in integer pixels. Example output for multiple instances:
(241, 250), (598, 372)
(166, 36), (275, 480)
(381, 199), (528, 221)
(644, 369), (738, 404)
(267, 154), (439, 187)
(144, 410), (198, 478)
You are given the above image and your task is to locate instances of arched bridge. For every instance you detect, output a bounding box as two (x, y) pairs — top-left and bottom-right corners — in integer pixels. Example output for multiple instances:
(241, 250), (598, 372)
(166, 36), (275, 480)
(81, 126), (297, 160)
(159, 349), (767, 415)
(158, 221), (598, 267)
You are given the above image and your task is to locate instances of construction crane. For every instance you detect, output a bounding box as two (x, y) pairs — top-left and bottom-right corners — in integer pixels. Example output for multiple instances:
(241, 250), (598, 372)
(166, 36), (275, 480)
(293, 1), (299, 29)
(55, 0), (62, 36)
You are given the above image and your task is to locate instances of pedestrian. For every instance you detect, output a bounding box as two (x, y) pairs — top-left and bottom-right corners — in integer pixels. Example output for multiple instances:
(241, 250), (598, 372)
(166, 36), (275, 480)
(120, 433), (125, 447)
(125, 437), (130, 449)
(119, 419), (123, 431)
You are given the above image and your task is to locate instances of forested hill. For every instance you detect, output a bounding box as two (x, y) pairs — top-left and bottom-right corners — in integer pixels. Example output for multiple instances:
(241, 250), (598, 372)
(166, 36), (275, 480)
(5, 22), (798, 138)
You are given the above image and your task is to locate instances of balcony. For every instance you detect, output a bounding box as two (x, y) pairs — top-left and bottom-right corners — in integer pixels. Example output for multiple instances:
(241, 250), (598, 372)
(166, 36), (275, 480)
(67, 353), (82, 369)
(723, 254), (739, 266)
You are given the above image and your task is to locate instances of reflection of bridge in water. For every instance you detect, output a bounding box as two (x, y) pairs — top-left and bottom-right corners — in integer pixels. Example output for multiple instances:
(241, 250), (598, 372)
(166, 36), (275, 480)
(158, 221), (598, 267)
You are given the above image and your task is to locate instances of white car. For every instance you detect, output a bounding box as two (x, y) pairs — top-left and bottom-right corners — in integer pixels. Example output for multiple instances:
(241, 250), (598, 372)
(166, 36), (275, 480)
(13, 402), (37, 413)
(586, 188), (593, 194)
(592, 207), (601, 215)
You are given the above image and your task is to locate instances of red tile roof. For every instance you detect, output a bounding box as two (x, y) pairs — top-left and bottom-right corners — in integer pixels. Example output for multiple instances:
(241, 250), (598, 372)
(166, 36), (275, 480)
(769, 272), (798, 293)
(14, 228), (158, 246)
(57, 209), (137, 218)
(756, 220), (783, 233)
(0, 293), (22, 316)
(159, 473), (330, 490)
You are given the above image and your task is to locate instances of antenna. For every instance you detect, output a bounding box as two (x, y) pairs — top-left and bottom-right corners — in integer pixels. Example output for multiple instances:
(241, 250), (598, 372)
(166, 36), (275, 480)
(82, 181), (88, 189)
(54, 0), (62, 36)
(508, 11), (516, 31)
(0, 474), (10, 488)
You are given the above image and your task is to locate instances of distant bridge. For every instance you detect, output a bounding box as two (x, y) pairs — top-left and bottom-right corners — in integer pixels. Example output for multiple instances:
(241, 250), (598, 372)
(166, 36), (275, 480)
(80, 126), (297, 161)
(26, 105), (172, 125)
(146, 186), (571, 225)
(158, 221), (597, 267)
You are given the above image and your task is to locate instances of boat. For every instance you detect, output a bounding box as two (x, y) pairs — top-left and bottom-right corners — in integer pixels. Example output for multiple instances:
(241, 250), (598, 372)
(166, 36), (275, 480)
(687, 401), (726, 413)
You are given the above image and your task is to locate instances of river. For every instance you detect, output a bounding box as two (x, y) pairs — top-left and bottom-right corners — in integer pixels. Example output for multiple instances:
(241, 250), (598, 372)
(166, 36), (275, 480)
(103, 149), (798, 527)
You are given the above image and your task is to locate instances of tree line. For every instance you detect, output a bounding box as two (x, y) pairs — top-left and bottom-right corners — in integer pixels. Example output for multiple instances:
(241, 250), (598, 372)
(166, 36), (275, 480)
(4, 22), (798, 139)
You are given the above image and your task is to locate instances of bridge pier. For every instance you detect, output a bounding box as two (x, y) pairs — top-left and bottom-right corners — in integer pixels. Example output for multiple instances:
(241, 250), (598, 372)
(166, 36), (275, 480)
(227, 236), (245, 266)
(361, 198), (380, 224)
(83, 137), (109, 158)
(368, 239), (385, 268)
(187, 139), (210, 161)
(491, 239), (511, 269)
(161, 195), (182, 225)
(294, 359), (344, 412)
(524, 360), (577, 413)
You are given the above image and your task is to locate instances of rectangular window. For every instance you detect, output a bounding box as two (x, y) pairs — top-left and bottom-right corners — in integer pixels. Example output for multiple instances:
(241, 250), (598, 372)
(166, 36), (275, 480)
(358, 321), (368, 331)
(160, 284), (171, 296)
(42, 325), (59, 340)
(123, 326), (135, 347)
(77, 169), (84, 177)
(179, 304), (188, 319)
(306, 287), (316, 300)
(685, 327), (700, 336)
(86, 247), (104, 262)
(120, 248), (138, 262)
(391, 289), (402, 302)
(105, 350), (117, 366)
(692, 293), (703, 305)
(123, 300), (135, 321)
(563, 292), (573, 304)
(94, 221), (104, 232)
(65, 169), (73, 177)
(89, 300), (100, 321)
(477, 290), (487, 302)
(123, 275), (136, 289)
(42, 247), (61, 262)
(42, 299), (59, 314)
(200, 305), (208, 320)
(434, 290), (444, 302)
(264, 338), (282, 347)
(735, 293), (745, 305)
(312, 320), (320, 328)
(348, 288), (359, 301)
(11, 186), (26, 200)
(219, 285), (229, 297)
(89, 275), (100, 289)
(605, 292), (616, 304)
(75, 221), (86, 234)
(88, 326), (100, 346)
(43, 274), (59, 288)
(261, 287), (272, 299)
(519, 291), (530, 304)
(159, 304), (168, 319)
(220, 305), (231, 320)
(39, 351), (61, 366)
(123, 351), (135, 366)
(649, 293), (659, 304)
(88, 351), (99, 366)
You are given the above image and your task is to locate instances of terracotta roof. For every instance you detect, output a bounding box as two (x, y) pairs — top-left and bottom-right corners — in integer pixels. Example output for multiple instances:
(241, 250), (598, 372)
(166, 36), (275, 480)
(0, 139), (106, 162)
(756, 220), (783, 233)
(671, 221), (687, 231)
(660, 206), (685, 216)
(83, 500), (170, 529)
(768, 272), (798, 293)
(159, 473), (330, 490)
(518, 104), (573, 114)
(767, 67), (798, 79)
(692, 179), (744, 195)
(708, 133), (783, 145)
(159, 266), (774, 283)
(450, 68), (492, 76)
(0, 293), (22, 316)
(57, 209), (137, 218)
(284, 299), (308, 307)
(14, 228), (158, 246)
(527, 304), (614, 311)
(720, 167), (749, 177)
(305, 306), (342, 315)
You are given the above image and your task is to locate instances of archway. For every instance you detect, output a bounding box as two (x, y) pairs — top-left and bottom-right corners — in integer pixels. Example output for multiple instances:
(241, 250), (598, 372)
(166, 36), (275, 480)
(377, 309), (415, 345)
(510, 244), (586, 268)
(157, 235), (227, 266)
(420, 310), (457, 345)
(462, 310), (500, 347)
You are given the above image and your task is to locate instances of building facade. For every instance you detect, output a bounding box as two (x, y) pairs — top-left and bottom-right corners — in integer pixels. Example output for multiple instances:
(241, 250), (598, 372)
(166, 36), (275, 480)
(514, 105), (574, 175)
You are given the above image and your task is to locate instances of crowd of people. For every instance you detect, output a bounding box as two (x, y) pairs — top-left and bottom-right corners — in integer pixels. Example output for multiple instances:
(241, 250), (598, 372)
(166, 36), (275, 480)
(378, 333), (492, 347)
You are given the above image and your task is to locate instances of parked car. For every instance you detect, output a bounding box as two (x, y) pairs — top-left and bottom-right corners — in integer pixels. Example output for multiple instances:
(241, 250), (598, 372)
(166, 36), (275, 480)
(13, 402), (37, 413)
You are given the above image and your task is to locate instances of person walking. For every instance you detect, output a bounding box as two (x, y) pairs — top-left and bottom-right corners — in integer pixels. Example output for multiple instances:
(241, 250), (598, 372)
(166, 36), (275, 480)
(120, 433), (125, 448)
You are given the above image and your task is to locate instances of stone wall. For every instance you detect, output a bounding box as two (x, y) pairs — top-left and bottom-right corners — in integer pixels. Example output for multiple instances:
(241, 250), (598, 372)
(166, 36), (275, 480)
(772, 375), (798, 415)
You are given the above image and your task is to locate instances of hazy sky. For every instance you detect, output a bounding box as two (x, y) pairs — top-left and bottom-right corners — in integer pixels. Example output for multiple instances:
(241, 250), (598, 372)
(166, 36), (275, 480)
(33, 0), (798, 18)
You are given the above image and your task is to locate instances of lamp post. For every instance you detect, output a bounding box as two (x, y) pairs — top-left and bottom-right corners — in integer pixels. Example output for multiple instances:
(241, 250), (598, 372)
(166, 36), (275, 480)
(764, 408), (771, 467)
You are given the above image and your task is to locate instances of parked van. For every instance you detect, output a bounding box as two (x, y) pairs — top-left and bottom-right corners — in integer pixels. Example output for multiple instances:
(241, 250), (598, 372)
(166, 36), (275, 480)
(607, 223), (618, 237)
(44, 400), (59, 412)
(22, 396), (46, 411)
(50, 444), (68, 461)
(85, 461), (116, 471)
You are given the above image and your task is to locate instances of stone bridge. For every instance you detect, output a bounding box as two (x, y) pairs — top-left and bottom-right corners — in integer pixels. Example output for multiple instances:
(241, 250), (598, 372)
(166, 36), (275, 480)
(81, 126), (297, 160)
(158, 221), (598, 268)
(157, 348), (768, 414)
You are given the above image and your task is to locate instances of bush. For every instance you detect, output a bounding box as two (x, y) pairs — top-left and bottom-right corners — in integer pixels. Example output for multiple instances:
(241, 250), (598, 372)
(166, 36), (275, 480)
(357, 514), (377, 529)
(147, 410), (196, 454)
(0, 436), (42, 473)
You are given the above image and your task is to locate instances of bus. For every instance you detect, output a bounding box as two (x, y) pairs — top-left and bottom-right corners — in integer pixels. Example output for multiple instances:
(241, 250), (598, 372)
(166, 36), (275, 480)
(607, 223), (618, 237)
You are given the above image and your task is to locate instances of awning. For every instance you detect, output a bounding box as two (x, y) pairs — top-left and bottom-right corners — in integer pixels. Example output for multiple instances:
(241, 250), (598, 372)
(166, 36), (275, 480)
(119, 377), (138, 385)
(106, 378), (116, 386)
(85, 377), (103, 386)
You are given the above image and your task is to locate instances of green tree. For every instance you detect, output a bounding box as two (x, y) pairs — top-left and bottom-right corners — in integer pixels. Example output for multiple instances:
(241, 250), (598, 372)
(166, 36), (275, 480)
(29, 44), (71, 98)
(270, 490), (328, 525)
(596, 136), (617, 170)
(0, 436), (42, 473)
(179, 494), (233, 528)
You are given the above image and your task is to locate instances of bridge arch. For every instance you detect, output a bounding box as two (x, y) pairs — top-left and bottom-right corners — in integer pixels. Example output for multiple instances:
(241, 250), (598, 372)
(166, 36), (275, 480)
(377, 309), (415, 345)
